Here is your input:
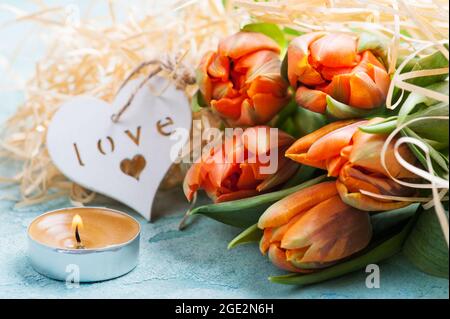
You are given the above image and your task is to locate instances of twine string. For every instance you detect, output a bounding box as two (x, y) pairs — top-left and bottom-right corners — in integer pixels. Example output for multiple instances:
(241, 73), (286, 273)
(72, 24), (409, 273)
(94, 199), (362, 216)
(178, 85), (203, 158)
(111, 53), (195, 123)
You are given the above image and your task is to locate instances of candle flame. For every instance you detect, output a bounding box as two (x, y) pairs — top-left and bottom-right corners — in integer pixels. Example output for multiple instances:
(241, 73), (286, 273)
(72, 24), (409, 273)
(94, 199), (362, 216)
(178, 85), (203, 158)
(72, 214), (84, 249)
(71, 214), (84, 230)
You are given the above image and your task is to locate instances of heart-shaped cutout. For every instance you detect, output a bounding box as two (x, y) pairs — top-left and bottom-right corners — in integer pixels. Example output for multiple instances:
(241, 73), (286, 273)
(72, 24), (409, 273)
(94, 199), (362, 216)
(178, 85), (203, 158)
(120, 154), (146, 180)
(47, 76), (191, 220)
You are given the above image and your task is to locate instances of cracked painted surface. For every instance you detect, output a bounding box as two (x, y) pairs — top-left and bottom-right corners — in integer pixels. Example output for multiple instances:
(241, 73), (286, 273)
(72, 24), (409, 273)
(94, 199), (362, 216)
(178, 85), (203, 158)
(0, 185), (448, 298)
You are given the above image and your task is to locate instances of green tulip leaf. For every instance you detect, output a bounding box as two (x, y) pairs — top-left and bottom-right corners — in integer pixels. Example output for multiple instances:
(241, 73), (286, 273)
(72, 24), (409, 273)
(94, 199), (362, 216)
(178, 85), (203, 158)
(189, 175), (328, 228)
(404, 46), (449, 88)
(402, 127), (449, 175)
(293, 106), (328, 137)
(393, 46), (449, 104)
(280, 53), (289, 83)
(359, 117), (398, 134)
(280, 117), (299, 137)
(282, 27), (304, 39)
(275, 99), (327, 139)
(228, 224), (262, 250)
(269, 217), (415, 285)
(370, 204), (420, 236)
(242, 23), (287, 54)
(398, 81), (449, 124)
(408, 103), (449, 146)
(403, 207), (449, 278)
(360, 102), (449, 140)
(325, 95), (374, 120)
(191, 90), (207, 112)
(274, 98), (297, 128)
(357, 31), (389, 68)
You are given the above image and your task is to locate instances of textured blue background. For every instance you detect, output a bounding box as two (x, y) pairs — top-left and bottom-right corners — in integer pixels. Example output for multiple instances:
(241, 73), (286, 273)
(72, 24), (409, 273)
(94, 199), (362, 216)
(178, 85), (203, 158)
(0, 0), (448, 299)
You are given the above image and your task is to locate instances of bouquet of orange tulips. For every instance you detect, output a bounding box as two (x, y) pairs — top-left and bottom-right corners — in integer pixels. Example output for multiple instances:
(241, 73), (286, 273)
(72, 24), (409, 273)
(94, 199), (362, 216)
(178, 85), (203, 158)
(184, 23), (449, 285)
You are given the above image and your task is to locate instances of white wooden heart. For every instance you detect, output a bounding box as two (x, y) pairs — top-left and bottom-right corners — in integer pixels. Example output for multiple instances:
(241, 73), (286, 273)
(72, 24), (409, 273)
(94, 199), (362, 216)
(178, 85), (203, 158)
(47, 76), (192, 221)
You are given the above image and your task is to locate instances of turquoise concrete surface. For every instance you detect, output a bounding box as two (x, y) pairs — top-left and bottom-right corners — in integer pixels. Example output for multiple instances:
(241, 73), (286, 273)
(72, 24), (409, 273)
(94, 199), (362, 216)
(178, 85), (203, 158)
(0, 0), (448, 299)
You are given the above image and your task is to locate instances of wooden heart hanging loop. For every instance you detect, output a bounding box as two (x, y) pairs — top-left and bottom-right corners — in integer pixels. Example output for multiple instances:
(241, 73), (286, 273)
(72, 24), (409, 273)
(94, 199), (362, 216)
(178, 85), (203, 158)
(111, 53), (195, 124)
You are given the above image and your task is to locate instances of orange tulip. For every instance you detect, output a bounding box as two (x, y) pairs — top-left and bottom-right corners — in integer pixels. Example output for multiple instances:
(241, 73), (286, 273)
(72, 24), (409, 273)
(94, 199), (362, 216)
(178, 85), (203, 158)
(285, 119), (418, 211)
(287, 32), (390, 114)
(183, 127), (297, 203)
(197, 32), (289, 126)
(258, 181), (372, 272)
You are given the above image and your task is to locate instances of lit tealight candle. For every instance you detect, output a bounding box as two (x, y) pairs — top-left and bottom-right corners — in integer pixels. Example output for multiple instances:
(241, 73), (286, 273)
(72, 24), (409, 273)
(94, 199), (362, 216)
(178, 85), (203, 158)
(28, 207), (140, 282)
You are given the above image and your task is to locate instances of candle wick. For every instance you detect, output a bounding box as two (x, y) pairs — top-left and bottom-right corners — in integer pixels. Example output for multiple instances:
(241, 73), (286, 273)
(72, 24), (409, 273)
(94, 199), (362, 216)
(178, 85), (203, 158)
(75, 224), (84, 249)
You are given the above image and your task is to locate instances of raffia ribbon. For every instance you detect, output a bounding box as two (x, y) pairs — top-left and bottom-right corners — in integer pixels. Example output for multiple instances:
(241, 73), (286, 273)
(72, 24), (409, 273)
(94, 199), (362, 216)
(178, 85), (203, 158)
(362, 116), (449, 247)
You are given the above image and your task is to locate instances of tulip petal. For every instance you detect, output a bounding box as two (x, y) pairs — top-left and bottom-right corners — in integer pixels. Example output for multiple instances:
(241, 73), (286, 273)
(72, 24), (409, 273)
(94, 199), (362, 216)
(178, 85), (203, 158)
(285, 120), (358, 158)
(242, 126), (294, 155)
(211, 96), (244, 120)
(281, 195), (372, 263)
(348, 72), (384, 109)
(339, 164), (416, 198)
(324, 74), (351, 104)
(287, 32), (327, 87)
(336, 180), (411, 211)
(256, 159), (299, 192)
(251, 92), (289, 124)
(367, 63), (390, 97)
(219, 32), (280, 60)
(207, 54), (230, 81)
(260, 228), (273, 254)
(197, 51), (215, 102)
(183, 163), (203, 201)
(216, 189), (260, 203)
(285, 247), (308, 263)
(235, 99), (258, 126)
(212, 81), (236, 100)
(295, 86), (328, 114)
(236, 163), (259, 189)
(270, 213), (304, 243)
(310, 33), (358, 68)
(284, 154), (326, 169)
(320, 66), (353, 81)
(349, 120), (418, 178)
(268, 243), (305, 273)
(326, 156), (348, 177)
(258, 181), (338, 229)
(352, 51), (385, 74)
(247, 75), (287, 98)
(235, 50), (282, 83)
(306, 121), (365, 161)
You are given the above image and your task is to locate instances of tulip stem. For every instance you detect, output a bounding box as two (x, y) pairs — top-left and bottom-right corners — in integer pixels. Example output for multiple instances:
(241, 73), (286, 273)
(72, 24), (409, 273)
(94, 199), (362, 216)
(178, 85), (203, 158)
(178, 193), (198, 231)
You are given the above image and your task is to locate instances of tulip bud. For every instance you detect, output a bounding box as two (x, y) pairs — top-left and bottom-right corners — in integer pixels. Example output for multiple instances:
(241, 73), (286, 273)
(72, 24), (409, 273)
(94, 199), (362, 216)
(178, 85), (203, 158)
(184, 127), (297, 203)
(258, 182), (372, 272)
(197, 32), (289, 126)
(287, 32), (390, 116)
(285, 119), (418, 211)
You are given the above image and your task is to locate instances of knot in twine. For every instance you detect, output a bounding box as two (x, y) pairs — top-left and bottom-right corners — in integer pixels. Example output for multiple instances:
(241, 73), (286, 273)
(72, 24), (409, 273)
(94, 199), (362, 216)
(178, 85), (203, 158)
(111, 53), (196, 123)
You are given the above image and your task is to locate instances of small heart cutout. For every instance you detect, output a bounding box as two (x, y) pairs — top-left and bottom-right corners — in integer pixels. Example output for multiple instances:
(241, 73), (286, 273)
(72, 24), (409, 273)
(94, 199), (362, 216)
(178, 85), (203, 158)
(120, 154), (146, 180)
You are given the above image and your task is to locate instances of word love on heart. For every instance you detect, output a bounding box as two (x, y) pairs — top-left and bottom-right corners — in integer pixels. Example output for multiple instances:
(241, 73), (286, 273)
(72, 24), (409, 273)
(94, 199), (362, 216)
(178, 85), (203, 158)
(47, 76), (191, 220)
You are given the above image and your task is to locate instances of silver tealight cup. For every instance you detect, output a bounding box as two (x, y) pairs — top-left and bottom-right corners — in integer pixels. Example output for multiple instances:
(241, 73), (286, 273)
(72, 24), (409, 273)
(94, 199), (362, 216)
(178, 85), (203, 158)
(27, 207), (140, 282)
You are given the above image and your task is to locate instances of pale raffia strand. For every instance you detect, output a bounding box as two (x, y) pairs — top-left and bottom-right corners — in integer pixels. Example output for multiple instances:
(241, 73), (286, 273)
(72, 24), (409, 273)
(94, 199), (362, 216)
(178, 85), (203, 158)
(0, 0), (448, 208)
